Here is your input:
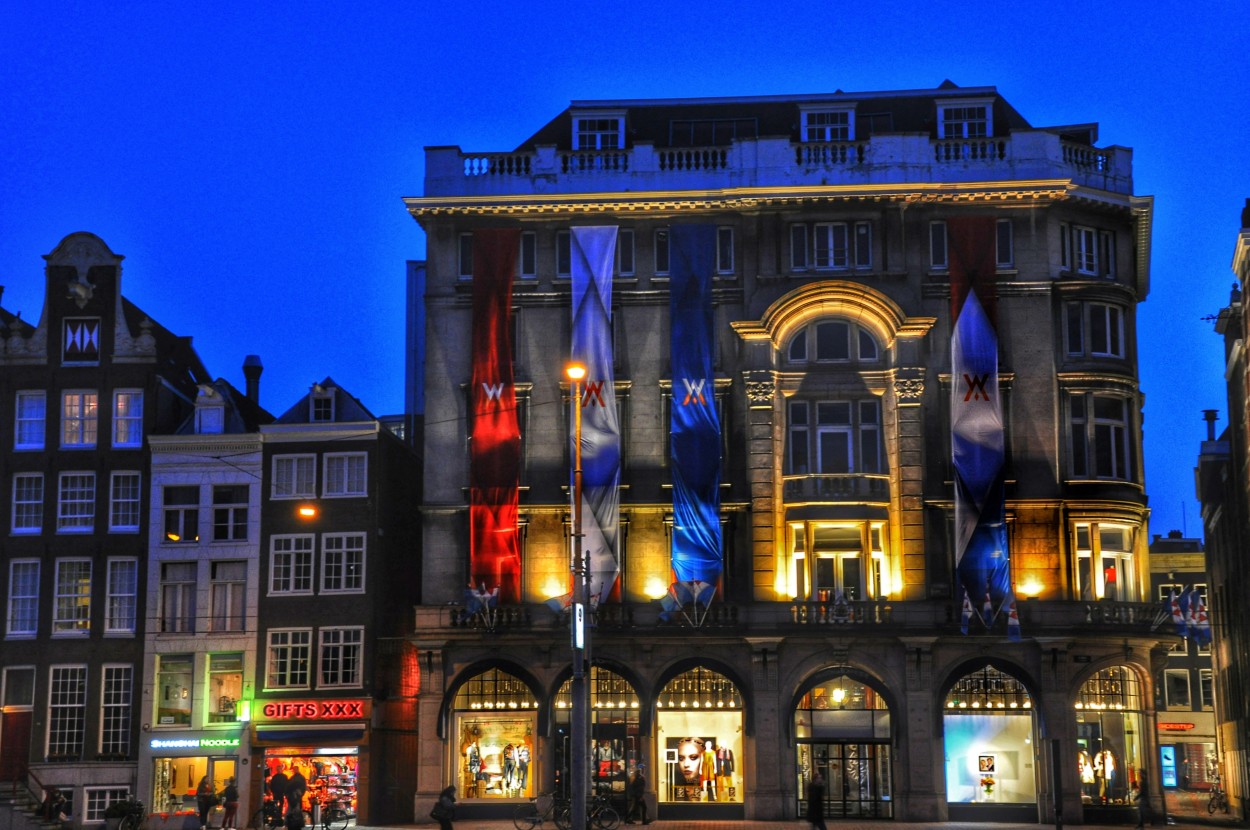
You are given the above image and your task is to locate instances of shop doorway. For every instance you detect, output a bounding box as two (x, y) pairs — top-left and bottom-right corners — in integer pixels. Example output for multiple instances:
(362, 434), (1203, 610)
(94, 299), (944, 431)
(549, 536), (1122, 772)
(801, 743), (890, 818)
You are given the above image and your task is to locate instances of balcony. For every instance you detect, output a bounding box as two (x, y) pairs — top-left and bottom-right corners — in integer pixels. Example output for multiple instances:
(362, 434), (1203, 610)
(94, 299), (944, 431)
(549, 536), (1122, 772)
(421, 131), (1133, 201)
(782, 473), (890, 504)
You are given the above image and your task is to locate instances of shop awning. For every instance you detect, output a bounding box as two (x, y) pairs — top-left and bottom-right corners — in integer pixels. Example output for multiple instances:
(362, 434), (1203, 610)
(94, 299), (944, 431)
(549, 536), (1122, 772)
(254, 723), (366, 743)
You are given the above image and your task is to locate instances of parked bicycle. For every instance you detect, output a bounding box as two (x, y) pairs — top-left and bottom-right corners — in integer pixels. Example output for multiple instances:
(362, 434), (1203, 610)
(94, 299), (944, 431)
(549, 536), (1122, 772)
(317, 796), (351, 830)
(1208, 782), (1229, 815)
(118, 801), (146, 830)
(513, 792), (570, 830)
(250, 798), (313, 830)
(586, 792), (620, 830)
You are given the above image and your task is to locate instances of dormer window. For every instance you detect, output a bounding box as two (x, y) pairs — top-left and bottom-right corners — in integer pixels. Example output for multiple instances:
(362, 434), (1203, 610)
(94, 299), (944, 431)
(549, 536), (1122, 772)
(572, 111), (625, 150)
(937, 100), (992, 139)
(311, 386), (334, 422)
(194, 384), (225, 435)
(801, 107), (855, 142)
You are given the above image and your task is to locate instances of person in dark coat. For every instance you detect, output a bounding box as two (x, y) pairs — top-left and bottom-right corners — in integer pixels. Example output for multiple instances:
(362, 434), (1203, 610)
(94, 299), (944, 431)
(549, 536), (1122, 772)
(805, 772), (827, 830)
(195, 777), (214, 829)
(432, 785), (456, 830)
(626, 765), (650, 824)
(268, 767), (289, 811)
(221, 778), (240, 829)
(286, 769), (307, 819)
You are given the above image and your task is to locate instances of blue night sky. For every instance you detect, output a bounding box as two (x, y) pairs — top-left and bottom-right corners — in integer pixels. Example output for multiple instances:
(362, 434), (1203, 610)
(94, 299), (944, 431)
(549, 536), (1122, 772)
(2, 2), (1248, 541)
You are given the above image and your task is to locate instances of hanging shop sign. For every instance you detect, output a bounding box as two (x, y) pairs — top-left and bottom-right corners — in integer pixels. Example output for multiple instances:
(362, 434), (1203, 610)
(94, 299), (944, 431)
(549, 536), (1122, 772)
(255, 699), (367, 721)
(1157, 722), (1195, 731)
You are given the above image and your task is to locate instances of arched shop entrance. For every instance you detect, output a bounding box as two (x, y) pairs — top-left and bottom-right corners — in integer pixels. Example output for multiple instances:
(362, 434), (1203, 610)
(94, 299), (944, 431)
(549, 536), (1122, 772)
(655, 666), (744, 818)
(553, 667), (641, 805)
(944, 663), (1039, 822)
(451, 668), (538, 802)
(1075, 665), (1146, 823)
(794, 673), (893, 819)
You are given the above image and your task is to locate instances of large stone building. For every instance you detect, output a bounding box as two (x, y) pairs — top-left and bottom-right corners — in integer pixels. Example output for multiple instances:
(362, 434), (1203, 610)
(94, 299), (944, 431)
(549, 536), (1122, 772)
(404, 83), (1170, 823)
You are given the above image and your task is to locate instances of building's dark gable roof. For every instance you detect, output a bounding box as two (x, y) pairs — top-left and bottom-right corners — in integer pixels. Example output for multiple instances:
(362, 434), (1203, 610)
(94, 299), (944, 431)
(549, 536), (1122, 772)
(274, 376), (378, 424)
(175, 378), (274, 435)
(122, 296), (212, 390)
(515, 84), (1033, 151)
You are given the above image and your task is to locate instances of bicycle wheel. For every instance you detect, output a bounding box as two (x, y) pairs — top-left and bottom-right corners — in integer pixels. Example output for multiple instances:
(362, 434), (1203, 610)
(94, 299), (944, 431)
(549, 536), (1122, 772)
(593, 806), (621, 830)
(323, 807), (350, 830)
(119, 815), (141, 830)
(554, 805), (572, 830)
(512, 802), (540, 830)
(250, 808), (271, 830)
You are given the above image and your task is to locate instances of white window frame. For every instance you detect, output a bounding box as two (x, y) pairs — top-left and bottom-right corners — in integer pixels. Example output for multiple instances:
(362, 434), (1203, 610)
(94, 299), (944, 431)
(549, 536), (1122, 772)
(155, 654), (193, 727)
(195, 405), (225, 434)
(571, 112), (625, 151)
(53, 559), (91, 636)
(57, 471), (96, 532)
(86, 789), (132, 823)
(323, 452), (367, 497)
(212, 484), (249, 542)
(7, 559), (40, 637)
(112, 389), (143, 448)
(266, 628), (313, 690)
(814, 222), (850, 270)
(800, 107), (855, 142)
(104, 558), (137, 635)
(937, 100), (992, 139)
(162, 485), (200, 544)
(321, 533), (366, 593)
(318, 626), (364, 688)
(12, 472), (43, 534)
(1074, 522), (1137, 601)
(100, 664), (133, 755)
(272, 455), (316, 499)
(109, 471), (142, 532)
(210, 560), (246, 632)
(1074, 225), (1098, 275)
(1066, 302), (1125, 358)
(15, 390), (46, 450)
(1199, 668), (1214, 710)
(159, 562), (196, 634)
(61, 390), (98, 448)
(1098, 229), (1116, 279)
(270, 535), (315, 595)
(48, 664), (87, 758)
(311, 389), (334, 422)
(1069, 393), (1132, 481)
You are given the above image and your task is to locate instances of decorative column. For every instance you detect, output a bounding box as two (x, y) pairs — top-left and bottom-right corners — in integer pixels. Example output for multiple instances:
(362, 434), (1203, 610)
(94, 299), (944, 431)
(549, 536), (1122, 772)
(742, 370), (781, 600)
(891, 368), (927, 601)
(414, 644), (448, 820)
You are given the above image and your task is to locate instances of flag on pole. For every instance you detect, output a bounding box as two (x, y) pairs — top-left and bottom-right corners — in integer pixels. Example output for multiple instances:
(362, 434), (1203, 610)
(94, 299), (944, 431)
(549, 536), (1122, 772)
(949, 217), (1010, 627)
(1181, 587), (1197, 635)
(1168, 588), (1188, 639)
(1191, 592), (1212, 646)
(1006, 593), (1022, 642)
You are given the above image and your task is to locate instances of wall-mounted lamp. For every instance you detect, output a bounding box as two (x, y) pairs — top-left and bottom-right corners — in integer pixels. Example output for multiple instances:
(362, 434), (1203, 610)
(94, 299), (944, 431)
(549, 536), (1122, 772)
(297, 505), (318, 520)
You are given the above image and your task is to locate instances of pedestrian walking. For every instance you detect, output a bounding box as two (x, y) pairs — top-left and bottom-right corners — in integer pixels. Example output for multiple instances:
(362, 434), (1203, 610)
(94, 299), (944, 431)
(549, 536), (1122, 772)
(195, 777), (214, 830)
(806, 772), (827, 830)
(221, 778), (239, 829)
(431, 785), (456, 830)
(626, 765), (650, 824)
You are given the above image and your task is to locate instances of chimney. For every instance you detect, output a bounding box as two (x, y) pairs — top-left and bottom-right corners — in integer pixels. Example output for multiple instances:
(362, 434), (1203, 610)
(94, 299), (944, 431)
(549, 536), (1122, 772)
(1203, 409), (1219, 441)
(1241, 197), (1250, 230)
(243, 355), (263, 403)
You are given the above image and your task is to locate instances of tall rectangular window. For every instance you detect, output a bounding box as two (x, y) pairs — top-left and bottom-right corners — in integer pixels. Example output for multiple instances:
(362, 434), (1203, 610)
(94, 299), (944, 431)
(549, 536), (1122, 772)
(109, 471), (142, 532)
(53, 559), (91, 634)
(1099, 230), (1116, 279)
(272, 455), (315, 499)
(105, 559), (138, 634)
(15, 390), (46, 449)
(61, 391), (98, 447)
(1074, 226), (1098, 274)
(112, 390), (143, 448)
(556, 230), (572, 277)
(716, 227), (734, 274)
(210, 561), (246, 632)
(207, 653), (244, 724)
(654, 228), (670, 276)
(212, 484), (249, 541)
(1060, 222), (1071, 269)
(519, 231), (537, 278)
(100, 665), (132, 755)
(930, 221), (948, 269)
(57, 472), (96, 531)
(270, 536), (315, 594)
(319, 627), (364, 688)
(814, 223), (849, 269)
(1200, 668), (1214, 709)
(323, 453), (367, 497)
(267, 629), (312, 689)
(617, 228), (635, 277)
(159, 562), (196, 634)
(790, 224), (809, 271)
(12, 472), (43, 533)
(457, 233), (473, 279)
(48, 665), (87, 759)
(156, 654), (193, 726)
(322, 534), (365, 593)
(1069, 393), (1131, 480)
(1164, 668), (1191, 708)
(7, 560), (39, 636)
(854, 222), (872, 269)
(788, 401), (810, 475)
(996, 219), (1013, 267)
(163, 485), (199, 543)
(1074, 522), (1137, 601)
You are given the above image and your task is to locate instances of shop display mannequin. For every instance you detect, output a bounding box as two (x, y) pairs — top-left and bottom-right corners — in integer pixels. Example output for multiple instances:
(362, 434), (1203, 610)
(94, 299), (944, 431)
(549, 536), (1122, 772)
(715, 743), (735, 800)
(702, 741), (718, 801)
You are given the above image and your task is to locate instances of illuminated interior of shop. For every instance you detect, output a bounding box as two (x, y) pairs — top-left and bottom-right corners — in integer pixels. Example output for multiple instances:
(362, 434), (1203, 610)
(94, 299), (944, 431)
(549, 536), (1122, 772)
(555, 667), (641, 798)
(264, 749), (358, 814)
(1074, 666), (1145, 806)
(151, 757), (237, 815)
(452, 668), (537, 800)
(943, 665), (1036, 804)
(794, 675), (893, 818)
(655, 667), (742, 803)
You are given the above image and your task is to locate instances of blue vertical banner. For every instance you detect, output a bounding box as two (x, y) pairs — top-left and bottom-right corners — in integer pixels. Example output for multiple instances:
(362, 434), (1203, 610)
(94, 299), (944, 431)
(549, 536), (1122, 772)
(571, 226), (622, 603)
(949, 216), (1011, 629)
(668, 224), (722, 595)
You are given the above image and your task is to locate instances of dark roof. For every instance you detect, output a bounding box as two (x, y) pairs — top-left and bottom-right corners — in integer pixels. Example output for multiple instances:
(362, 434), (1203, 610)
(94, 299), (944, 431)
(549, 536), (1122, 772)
(175, 378), (274, 435)
(515, 83), (1033, 151)
(274, 376), (379, 424)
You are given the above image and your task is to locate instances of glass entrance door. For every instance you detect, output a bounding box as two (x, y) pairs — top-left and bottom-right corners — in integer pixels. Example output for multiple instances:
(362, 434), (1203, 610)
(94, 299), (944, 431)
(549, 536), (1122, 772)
(799, 742), (891, 818)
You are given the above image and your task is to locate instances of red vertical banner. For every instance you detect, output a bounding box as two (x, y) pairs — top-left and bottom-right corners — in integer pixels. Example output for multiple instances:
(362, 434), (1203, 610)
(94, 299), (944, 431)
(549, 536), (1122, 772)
(470, 229), (522, 603)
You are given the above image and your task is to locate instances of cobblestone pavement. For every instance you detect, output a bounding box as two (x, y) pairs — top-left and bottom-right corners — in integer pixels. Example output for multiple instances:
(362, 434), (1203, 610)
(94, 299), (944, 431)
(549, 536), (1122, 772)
(355, 816), (1244, 830)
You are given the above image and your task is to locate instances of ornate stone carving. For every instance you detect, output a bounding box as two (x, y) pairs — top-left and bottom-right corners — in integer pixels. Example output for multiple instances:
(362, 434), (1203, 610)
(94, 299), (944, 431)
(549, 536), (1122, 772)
(895, 376), (925, 401)
(742, 370), (776, 408)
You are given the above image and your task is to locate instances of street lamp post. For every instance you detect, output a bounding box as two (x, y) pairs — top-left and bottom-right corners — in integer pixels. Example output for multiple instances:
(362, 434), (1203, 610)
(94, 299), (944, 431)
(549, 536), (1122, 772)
(566, 363), (589, 830)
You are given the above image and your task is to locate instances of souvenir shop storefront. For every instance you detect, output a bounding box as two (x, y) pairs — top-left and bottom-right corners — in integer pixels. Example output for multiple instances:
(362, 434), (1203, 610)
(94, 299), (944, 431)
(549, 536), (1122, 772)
(448, 665), (745, 819)
(251, 698), (369, 823)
